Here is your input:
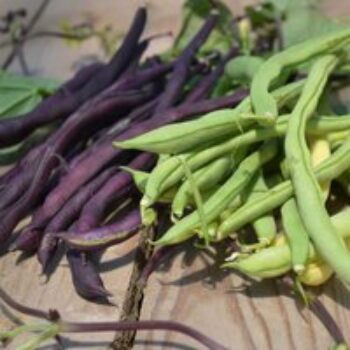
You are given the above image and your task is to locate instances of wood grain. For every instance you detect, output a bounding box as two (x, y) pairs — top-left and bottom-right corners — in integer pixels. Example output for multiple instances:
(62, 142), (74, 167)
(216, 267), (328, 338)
(135, 245), (350, 350)
(0, 231), (140, 349)
(0, 1), (350, 350)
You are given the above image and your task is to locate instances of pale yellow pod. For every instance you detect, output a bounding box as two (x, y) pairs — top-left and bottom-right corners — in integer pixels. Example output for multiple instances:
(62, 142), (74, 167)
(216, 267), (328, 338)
(309, 135), (331, 200)
(299, 260), (333, 286)
(272, 234), (287, 247)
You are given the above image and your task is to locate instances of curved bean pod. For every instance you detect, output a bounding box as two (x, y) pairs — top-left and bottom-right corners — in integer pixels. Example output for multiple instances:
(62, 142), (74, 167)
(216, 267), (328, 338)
(223, 207), (350, 280)
(309, 135), (331, 199)
(218, 136), (350, 239)
(285, 55), (350, 286)
(225, 55), (264, 85)
(223, 243), (292, 279)
(56, 208), (141, 251)
(115, 110), (275, 154)
(281, 199), (310, 273)
(142, 81), (305, 205)
(153, 142), (277, 246)
(171, 156), (232, 219)
(120, 167), (149, 193)
(251, 27), (350, 116)
(243, 171), (277, 246)
(148, 112), (350, 204)
(299, 260), (333, 286)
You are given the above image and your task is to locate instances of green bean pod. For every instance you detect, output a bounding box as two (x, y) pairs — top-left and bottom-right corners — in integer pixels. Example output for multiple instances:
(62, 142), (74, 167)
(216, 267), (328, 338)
(140, 153), (192, 209)
(309, 135), (331, 200)
(121, 167), (178, 204)
(146, 113), (350, 208)
(281, 199), (310, 273)
(172, 156), (233, 219)
(115, 110), (275, 154)
(244, 171), (277, 246)
(223, 244), (292, 279)
(142, 81), (305, 205)
(139, 113), (350, 215)
(120, 167), (149, 193)
(217, 136), (350, 239)
(153, 141), (277, 246)
(194, 221), (219, 240)
(285, 54), (350, 286)
(331, 207), (350, 236)
(251, 27), (350, 116)
(223, 207), (350, 280)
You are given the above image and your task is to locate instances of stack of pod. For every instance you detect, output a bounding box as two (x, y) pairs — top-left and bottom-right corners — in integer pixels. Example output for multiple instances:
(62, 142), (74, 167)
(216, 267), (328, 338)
(112, 27), (350, 288)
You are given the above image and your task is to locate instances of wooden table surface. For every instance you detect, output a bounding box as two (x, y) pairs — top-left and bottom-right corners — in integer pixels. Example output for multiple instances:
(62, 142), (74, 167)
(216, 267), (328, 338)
(0, 1), (350, 349)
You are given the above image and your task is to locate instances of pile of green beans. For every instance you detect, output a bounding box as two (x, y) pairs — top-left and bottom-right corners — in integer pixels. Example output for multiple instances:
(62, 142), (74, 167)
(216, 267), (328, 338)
(117, 28), (350, 288)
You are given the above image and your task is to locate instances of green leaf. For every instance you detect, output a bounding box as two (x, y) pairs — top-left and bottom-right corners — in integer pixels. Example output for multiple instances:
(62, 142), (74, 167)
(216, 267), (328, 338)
(269, 0), (318, 12)
(173, 0), (236, 56)
(265, 0), (348, 48)
(0, 70), (60, 119)
(225, 55), (265, 85)
(282, 5), (347, 48)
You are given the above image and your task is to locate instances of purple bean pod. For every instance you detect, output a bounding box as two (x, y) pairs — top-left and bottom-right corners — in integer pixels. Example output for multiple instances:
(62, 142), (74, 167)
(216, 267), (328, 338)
(185, 46), (239, 103)
(66, 249), (112, 301)
(77, 152), (154, 232)
(154, 13), (218, 113)
(0, 88), (154, 244)
(57, 208), (141, 251)
(27, 91), (247, 235)
(11, 167), (118, 253)
(0, 7), (147, 147)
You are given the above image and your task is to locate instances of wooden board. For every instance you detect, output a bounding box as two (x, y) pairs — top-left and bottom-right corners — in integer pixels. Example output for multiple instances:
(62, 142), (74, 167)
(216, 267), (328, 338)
(0, 1), (350, 349)
(135, 244), (350, 350)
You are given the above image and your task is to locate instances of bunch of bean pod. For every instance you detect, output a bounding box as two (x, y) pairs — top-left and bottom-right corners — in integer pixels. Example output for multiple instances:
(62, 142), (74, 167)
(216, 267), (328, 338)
(1, 0), (294, 305)
(116, 27), (350, 289)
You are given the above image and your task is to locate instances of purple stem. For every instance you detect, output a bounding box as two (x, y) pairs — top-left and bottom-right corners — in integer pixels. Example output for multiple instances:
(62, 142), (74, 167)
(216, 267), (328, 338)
(65, 320), (228, 350)
(309, 298), (345, 344)
(0, 286), (228, 350)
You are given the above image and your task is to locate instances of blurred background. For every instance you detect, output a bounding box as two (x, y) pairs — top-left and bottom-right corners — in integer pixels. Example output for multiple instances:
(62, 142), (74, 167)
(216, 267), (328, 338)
(1, 0), (349, 80)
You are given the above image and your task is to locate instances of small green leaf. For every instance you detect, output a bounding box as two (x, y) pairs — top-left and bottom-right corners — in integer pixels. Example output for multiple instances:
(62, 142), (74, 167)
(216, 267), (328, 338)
(282, 5), (347, 48)
(264, 0), (348, 48)
(0, 71), (60, 163)
(269, 0), (317, 12)
(0, 70), (60, 119)
(225, 55), (265, 85)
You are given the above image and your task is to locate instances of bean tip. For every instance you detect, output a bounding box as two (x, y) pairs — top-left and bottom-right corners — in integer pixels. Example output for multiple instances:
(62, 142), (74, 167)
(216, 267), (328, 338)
(8, 242), (18, 252)
(112, 141), (126, 149)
